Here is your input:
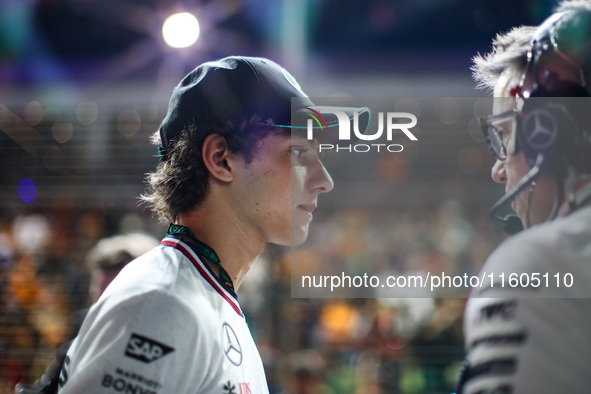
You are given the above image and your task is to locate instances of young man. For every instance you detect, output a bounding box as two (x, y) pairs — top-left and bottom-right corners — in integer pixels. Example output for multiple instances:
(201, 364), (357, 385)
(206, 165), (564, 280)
(57, 56), (361, 393)
(460, 2), (591, 393)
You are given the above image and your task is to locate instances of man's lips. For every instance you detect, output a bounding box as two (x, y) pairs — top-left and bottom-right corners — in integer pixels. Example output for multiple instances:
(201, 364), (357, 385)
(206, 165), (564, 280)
(299, 204), (317, 214)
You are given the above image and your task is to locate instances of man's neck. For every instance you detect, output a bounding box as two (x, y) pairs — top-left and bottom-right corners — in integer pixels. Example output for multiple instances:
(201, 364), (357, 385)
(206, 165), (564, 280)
(558, 178), (591, 216)
(175, 207), (265, 291)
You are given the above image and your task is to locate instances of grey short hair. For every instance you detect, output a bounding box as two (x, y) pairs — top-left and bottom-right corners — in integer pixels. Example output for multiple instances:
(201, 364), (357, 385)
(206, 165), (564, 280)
(471, 26), (537, 92)
(473, 1), (591, 93)
(555, 0), (591, 13)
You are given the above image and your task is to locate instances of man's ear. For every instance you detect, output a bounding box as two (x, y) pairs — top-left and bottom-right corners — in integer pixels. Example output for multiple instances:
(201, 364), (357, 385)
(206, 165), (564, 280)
(202, 134), (234, 182)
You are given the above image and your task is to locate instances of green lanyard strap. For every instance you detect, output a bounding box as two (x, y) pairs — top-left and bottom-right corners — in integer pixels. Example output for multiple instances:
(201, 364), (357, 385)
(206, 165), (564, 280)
(167, 223), (234, 291)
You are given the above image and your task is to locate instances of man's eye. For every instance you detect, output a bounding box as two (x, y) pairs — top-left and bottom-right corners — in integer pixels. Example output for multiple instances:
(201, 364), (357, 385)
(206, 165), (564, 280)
(292, 148), (307, 157)
(499, 130), (511, 143)
(492, 126), (505, 139)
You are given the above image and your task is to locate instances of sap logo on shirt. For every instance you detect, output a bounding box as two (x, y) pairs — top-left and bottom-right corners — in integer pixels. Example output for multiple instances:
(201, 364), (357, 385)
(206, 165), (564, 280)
(125, 333), (175, 363)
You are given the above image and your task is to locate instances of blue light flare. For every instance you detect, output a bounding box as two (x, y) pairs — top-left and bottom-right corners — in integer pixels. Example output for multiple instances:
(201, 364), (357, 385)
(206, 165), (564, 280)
(17, 178), (38, 204)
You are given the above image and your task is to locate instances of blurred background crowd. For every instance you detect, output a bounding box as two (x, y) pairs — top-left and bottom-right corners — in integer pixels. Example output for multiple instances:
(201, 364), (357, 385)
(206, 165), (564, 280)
(0, 202), (504, 393)
(0, 0), (558, 392)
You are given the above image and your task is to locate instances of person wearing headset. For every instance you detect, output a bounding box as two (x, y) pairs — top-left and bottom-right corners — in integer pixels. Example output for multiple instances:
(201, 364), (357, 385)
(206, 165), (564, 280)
(459, 1), (591, 393)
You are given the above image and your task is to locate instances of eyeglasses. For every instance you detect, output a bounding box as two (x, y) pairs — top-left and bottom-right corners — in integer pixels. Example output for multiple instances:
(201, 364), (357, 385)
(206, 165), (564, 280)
(478, 110), (518, 161)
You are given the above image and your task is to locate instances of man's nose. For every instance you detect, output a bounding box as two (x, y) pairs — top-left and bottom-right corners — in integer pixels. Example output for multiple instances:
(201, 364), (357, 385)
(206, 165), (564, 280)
(491, 159), (506, 184)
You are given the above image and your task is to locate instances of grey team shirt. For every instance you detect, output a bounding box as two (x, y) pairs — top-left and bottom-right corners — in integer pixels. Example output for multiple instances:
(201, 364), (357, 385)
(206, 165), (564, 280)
(463, 205), (591, 393)
(58, 237), (269, 394)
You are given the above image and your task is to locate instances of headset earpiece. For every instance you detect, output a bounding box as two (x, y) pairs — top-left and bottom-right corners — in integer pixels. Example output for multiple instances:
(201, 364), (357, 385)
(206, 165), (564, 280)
(516, 89), (590, 174)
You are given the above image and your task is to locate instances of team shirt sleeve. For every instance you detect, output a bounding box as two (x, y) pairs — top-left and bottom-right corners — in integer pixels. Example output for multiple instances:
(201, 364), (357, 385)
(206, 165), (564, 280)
(58, 290), (211, 394)
(462, 230), (591, 393)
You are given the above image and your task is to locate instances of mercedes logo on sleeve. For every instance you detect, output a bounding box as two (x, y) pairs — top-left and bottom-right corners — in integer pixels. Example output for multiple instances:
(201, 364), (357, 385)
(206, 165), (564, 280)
(522, 108), (559, 151)
(222, 323), (242, 366)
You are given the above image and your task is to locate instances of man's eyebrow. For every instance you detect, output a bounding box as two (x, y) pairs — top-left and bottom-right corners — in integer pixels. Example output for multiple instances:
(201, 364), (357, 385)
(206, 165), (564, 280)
(290, 136), (312, 144)
(290, 137), (323, 153)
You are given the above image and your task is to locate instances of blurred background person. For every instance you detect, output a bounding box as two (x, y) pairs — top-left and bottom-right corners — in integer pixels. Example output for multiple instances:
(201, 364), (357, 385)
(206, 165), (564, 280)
(276, 349), (328, 394)
(14, 232), (158, 394)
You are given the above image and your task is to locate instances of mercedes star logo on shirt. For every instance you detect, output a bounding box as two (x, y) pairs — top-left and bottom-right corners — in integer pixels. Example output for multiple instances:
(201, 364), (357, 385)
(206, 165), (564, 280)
(222, 322), (243, 366)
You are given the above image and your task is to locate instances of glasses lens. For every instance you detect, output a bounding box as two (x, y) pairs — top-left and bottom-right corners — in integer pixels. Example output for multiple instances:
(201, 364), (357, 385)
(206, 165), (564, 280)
(479, 112), (514, 160)
(486, 126), (507, 160)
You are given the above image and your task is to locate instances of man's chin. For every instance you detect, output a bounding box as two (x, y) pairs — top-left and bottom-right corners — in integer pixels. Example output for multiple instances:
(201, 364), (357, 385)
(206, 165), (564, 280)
(510, 200), (518, 214)
(268, 228), (309, 247)
(289, 226), (310, 247)
(511, 202), (530, 228)
(510, 199), (522, 216)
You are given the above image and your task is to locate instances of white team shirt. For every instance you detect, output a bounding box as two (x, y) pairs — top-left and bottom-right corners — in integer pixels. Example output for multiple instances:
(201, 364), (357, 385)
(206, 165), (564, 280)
(462, 204), (591, 393)
(58, 236), (269, 394)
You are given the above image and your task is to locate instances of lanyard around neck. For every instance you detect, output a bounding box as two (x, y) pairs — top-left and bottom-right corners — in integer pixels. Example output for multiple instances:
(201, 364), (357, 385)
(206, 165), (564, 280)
(167, 223), (234, 291)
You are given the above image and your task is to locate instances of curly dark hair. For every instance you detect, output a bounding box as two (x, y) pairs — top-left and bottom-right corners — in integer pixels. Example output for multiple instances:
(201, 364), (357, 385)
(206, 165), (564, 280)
(141, 115), (282, 222)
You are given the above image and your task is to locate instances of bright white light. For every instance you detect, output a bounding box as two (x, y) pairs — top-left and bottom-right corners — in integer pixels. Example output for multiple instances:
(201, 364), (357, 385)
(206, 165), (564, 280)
(162, 12), (200, 48)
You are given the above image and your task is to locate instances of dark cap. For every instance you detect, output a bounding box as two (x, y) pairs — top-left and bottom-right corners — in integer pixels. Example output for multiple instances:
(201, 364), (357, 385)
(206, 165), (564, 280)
(158, 56), (368, 158)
